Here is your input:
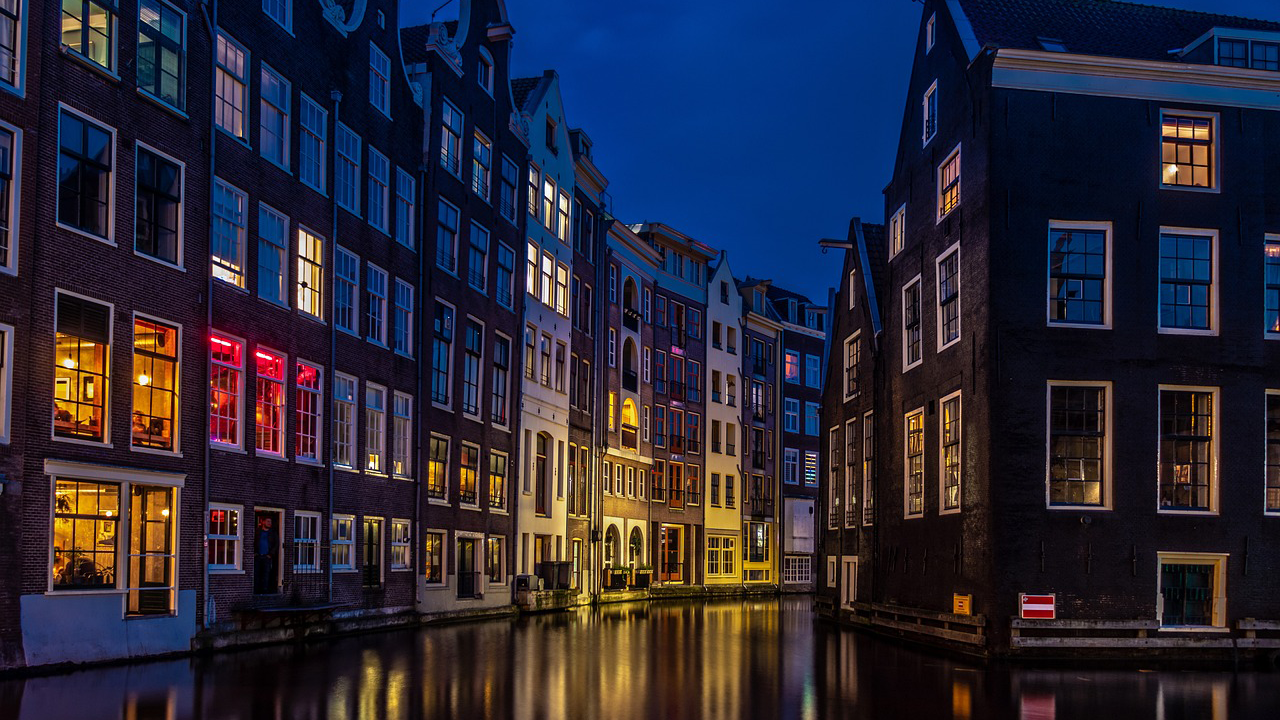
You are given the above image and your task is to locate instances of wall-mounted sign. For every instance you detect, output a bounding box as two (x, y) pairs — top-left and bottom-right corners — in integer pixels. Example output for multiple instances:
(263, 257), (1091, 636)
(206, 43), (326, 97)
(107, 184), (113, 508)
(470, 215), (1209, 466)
(953, 593), (972, 616)
(1019, 594), (1056, 620)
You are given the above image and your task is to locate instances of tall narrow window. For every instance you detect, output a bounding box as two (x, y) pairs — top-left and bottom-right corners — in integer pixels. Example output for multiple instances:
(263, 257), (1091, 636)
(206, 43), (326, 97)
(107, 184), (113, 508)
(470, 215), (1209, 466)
(207, 504), (240, 571)
(211, 179), (246, 286)
(0, 125), (15, 272)
(424, 531), (443, 582)
(257, 204), (287, 306)
(477, 49), (493, 92)
(132, 317), (177, 451)
(138, 0), (184, 109)
(492, 335), (510, 426)
(888, 205), (905, 258)
(135, 147), (182, 266)
(940, 393), (960, 512)
(1049, 224), (1108, 325)
(366, 264), (387, 345)
(844, 334), (860, 400)
(394, 280), (413, 356)
(459, 443), (479, 505)
(334, 247), (358, 334)
(333, 373), (356, 468)
(863, 412), (875, 525)
(1158, 231), (1214, 332)
(295, 361), (322, 462)
(937, 146), (961, 220)
(937, 247), (960, 348)
(1266, 239), (1280, 336)
(54, 294), (111, 443)
(500, 156), (518, 221)
(903, 277), (922, 369)
(437, 199), (459, 273)
(1161, 112), (1214, 189)
(259, 65), (289, 167)
(469, 223), (489, 291)
(540, 251), (554, 307)
(392, 391), (412, 478)
(558, 190), (571, 242)
(784, 350), (800, 383)
(0, 0), (23, 90)
(214, 33), (247, 139)
(208, 333), (242, 448)
(365, 383), (385, 473)
(905, 409), (924, 517)
(1048, 384), (1107, 507)
(432, 302), (453, 404)
(369, 43), (391, 116)
(1267, 393), (1280, 513)
(367, 148), (389, 233)
(395, 168), (414, 248)
(472, 131), (491, 199)
(390, 520), (411, 570)
(255, 348), (285, 456)
(527, 164), (540, 217)
(58, 109), (114, 240)
(331, 516), (354, 570)
(922, 81), (937, 146)
(542, 177), (556, 230)
(440, 99), (462, 175)
(296, 227), (324, 318)
(263, 0), (291, 30)
(62, 0), (114, 69)
(427, 436), (447, 499)
(496, 243), (515, 308)
(1159, 389), (1215, 512)
(294, 512), (319, 573)
(335, 124), (360, 214)
(462, 320), (482, 416)
(298, 94), (326, 192)
(555, 264), (570, 317)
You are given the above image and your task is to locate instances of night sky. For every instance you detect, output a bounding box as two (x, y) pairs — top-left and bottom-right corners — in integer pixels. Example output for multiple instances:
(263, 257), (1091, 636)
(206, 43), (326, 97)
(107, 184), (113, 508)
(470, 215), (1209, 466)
(401, 0), (1276, 303)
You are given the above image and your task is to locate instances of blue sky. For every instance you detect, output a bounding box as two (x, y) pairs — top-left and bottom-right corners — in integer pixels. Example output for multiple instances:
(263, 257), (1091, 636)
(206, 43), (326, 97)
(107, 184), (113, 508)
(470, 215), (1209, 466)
(401, 0), (1276, 303)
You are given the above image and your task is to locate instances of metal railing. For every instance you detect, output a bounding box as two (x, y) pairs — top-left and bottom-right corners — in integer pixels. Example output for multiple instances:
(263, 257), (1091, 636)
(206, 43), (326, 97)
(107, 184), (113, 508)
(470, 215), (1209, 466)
(426, 483), (447, 500)
(459, 485), (477, 506)
(685, 437), (700, 454)
(749, 494), (775, 517)
(623, 308), (641, 332)
(752, 451), (766, 469)
(623, 370), (638, 393)
(751, 357), (767, 377)
(669, 381), (685, 401)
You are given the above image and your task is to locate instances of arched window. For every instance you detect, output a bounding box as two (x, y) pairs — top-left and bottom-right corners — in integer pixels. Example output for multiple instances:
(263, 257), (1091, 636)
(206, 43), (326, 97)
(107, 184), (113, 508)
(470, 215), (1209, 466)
(628, 527), (644, 565)
(604, 525), (620, 566)
(623, 277), (638, 311)
(622, 338), (638, 391)
(621, 399), (639, 451)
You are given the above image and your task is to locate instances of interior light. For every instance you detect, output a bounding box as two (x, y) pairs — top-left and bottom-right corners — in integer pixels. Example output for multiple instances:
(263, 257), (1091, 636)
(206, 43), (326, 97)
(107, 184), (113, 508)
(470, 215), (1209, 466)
(61, 357), (76, 369)
(161, 508), (170, 518)
(255, 351), (275, 361)
(104, 510), (113, 517)
(210, 336), (232, 347)
(1167, 165), (1178, 174)
(138, 374), (151, 386)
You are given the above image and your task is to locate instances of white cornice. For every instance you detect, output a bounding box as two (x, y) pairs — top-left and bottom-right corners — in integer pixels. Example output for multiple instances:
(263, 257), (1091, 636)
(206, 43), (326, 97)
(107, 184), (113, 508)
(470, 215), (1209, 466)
(992, 48), (1280, 110)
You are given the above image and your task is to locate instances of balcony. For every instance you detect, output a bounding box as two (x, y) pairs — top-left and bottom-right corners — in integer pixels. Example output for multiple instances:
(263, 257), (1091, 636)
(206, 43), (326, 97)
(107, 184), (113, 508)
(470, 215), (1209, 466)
(499, 194), (517, 222)
(435, 248), (456, 274)
(459, 485), (478, 506)
(623, 370), (638, 393)
(669, 381), (685, 401)
(752, 451), (765, 469)
(712, 390), (722, 403)
(684, 437), (701, 454)
(828, 510), (840, 527)
(751, 357), (767, 378)
(440, 149), (460, 176)
(471, 173), (489, 200)
(668, 436), (685, 455)
(621, 425), (638, 452)
(623, 307), (641, 332)
(426, 483), (446, 500)
(652, 482), (666, 502)
(686, 489), (701, 505)
(748, 494), (775, 518)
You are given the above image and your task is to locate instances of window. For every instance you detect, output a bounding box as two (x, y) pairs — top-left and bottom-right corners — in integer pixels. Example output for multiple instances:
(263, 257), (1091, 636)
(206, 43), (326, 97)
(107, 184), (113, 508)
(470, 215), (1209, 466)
(0, 323), (10, 442)
(889, 205), (905, 258)
(936, 247), (960, 348)
(863, 412), (875, 525)
(902, 277), (922, 370)
(462, 320), (482, 416)
(437, 199), (459, 273)
(427, 435), (448, 500)
(62, 0), (114, 69)
(540, 333), (552, 387)
(784, 399), (799, 433)
(489, 451), (508, 510)
(294, 512), (320, 573)
(367, 148), (390, 233)
(477, 49), (494, 93)
(940, 393), (961, 512)
(335, 124), (360, 214)
(263, 0), (290, 30)
(496, 243), (514, 308)
(922, 81), (937, 145)
(937, 146), (961, 220)
(424, 531), (444, 583)
(555, 342), (567, 392)
(1159, 388), (1216, 512)
(1049, 223), (1109, 326)
(524, 326), (535, 380)
(1253, 41), (1280, 71)
(395, 168), (414, 248)
(392, 391), (412, 478)
(527, 164), (540, 217)
(331, 515), (354, 570)
(805, 402), (820, 436)
(0, 125), (15, 272)
(206, 504), (239, 572)
(500, 156), (518, 221)
(296, 227), (324, 318)
(138, 0), (184, 109)
(334, 247), (358, 334)
(432, 302), (453, 404)
(805, 355), (821, 388)
(468, 223), (489, 291)
(440, 98), (462, 175)
(1159, 230), (1215, 333)
(1048, 383), (1108, 508)
(1266, 239), (1280, 336)
(784, 350), (800, 383)
(472, 131), (491, 199)
(259, 65), (289, 167)
(608, 329), (617, 367)
(333, 373), (356, 468)
(1158, 554), (1226, 628)
(558, 190), (571, 242)
(1161, 112), (1215, 189)
(299, 94), (326, 192)
(365, 383), (385, 473)
(540, 251), (554, 306)
(295, 361), (322, 462)
(1218, 38), (1248, 67)
(844, 333), (860, 400)
(459, 443), (479, 505)
(254, 347), (285, 456)
(135, 146), (183, 267)
(0, 0), (23, 91)
(208, 333), (242, 447)
(905, 409), (924, 517)
(1267, 393), (1280, 514)
(926, 13), (936, 51)
(804, 450), (819, 486)
(556, 264), (569, 316)
(131, 317), (177, 451)
(58, 108), (114, 240)
(394, 280), (413, 355)
(390, 520), (410, 570)
(257, 204), (288, 306)
(214, 33), (247, 139)
(783, 557), (811, 584)
(525, 241), (539, 298)
(366, 264), (387, 345)
(783, 448), (799, 484)
(369, 43), (391, 116)
(210, 179), (246, 286)
(492, 335), (510, 426)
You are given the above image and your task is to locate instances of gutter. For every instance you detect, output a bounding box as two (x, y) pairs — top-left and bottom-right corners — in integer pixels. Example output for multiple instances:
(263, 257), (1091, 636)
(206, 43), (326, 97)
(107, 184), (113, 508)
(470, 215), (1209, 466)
(328, 90), (343, 604)
(199, 0), (218, 629)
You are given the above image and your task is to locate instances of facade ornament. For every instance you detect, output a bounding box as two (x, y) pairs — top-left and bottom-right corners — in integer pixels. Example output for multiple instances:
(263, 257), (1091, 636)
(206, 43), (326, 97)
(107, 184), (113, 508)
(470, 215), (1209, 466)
(319, 0), (367, 37)
(510, 111), (531, 147)
(426, 22), (464, 76)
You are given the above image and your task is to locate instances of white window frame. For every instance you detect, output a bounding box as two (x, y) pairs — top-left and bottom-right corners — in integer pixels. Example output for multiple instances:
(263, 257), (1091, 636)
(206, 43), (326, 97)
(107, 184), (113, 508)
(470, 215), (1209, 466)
(133, 141), (186, 269)
(365, 263), (388, 346)
(904, 407), (925, 519)
(1157, 384), (1220, 516)
(296, 225), (325, 320)
(333, 371), (357, 469)
(783, 398), (799, 433)
(262, 0), (292, 33)
(256, 202), (288, 308)
(922, 80), (937, 147)
(938, 390), (961, 515)
(0, 322), (11, 444)
(367, 147), (390, 234)
(335, 123), (361, 216)
(1045, 380), (1113, 511)
(394, 279), (414, 357)
(208, 330), (243, 450)
(295, 360), (323, 464)
(888, 204), (905, 258)
(395, 168), (414, 249)
(805, 402), (820, 437)
(331, 514), (355, 571)
(1159, 109), (1219, 194)
(293, 510), (321, 574)
(843, 331), (860, 402)
(477, 47), (494, 95)
(935, 242), (961, 351)
(1155, 552), (1228, 629)
(369, 42), (391, 118)
(902, 274), (923, 372)
(334, 245), (359, 336)
(211, 177), (246, 287)
(0, 0), (28, 97)
(253, 344), (287, 457)
(390, 519), (411, 570)
(392, 391), (412, 479)
(259, 63), (290, 170)
(926, 13), (936, 52)
(207, 502), (242, 572)
(214, 32), (248, 141)
(805, 354), (821, 389)
(1156, 226), (1219, 337)
(1047, 220), (1113, 329)
(298, 93), (327, 194)
(365, 382), (386, 474)
(936, 144), (961, 223)
(0, 120), (20, 274)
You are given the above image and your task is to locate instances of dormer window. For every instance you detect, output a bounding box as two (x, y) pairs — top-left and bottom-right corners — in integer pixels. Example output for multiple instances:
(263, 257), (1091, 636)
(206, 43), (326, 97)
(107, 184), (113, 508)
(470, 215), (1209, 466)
(1038, 37), (1067, 53)
(1216, 37), (1280, 71)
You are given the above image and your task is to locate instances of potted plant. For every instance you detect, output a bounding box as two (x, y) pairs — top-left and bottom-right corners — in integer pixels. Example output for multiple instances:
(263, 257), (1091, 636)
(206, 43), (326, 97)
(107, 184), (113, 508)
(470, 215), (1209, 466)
(607, 564), (631, 590)
(631, 564), (653, 590)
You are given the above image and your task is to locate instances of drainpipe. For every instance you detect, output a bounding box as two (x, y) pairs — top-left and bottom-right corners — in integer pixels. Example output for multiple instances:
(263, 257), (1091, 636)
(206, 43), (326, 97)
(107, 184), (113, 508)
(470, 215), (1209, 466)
(199, 0), (219, 630)
(327, 90), (343, 604)
(413, 158), (426, 609)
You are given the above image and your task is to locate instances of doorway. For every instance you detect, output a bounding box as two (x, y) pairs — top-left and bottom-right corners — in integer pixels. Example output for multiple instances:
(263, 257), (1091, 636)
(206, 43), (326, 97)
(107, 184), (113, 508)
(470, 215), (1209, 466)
(253, 509), (282, 595)
(363, 517), (383, 589)
(458, 537), (478, 598)
(842, 558), (858, 607)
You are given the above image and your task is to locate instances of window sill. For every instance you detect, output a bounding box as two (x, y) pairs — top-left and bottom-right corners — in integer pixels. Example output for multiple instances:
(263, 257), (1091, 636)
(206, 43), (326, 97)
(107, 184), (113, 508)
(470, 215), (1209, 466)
(332, 568), (358, 574)
(256, 451), (289, 463)
(261, 155), (293, 177)
(44, 588), (124, 597)
(1159, 184), (1220, 195)
(301, 179), (328, 199)
(1047, 504), (1111, 512)
(57, 221), (115, 248)
(394, 350), (415, 361)
(337, 326), (360, 340)
(296, 458), (325, 468)
(461, 504), (482, 512)
(52, 436), (113, 449)
(335, 465), (360, 474)
(366, 338), (389, 349)
(1157, 327), (1217, 337)
(1157, 508), (1219, 516)
(213, 277), (250, 294)
(215, 126), (252, 150)
(209, 569), (244, 576)
(130, 445), (183, 459)
(136, 88), (189, 120)
(392, 474), (414, 482)
(259, 296), (291, 312)
(1156, 626), (1229, 633)
(1048, 320), (1111, 330)
(427, 497), (452, 507)
(60, 47), (120, 82)
(210, 443), (246, 455)
(423, 583), (450, 591)
(365, 471), (389, 478)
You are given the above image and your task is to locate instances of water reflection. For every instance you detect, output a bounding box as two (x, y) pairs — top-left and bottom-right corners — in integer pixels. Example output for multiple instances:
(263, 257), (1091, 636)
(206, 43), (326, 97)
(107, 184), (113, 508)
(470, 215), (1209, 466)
(3, 597), (1279, 719)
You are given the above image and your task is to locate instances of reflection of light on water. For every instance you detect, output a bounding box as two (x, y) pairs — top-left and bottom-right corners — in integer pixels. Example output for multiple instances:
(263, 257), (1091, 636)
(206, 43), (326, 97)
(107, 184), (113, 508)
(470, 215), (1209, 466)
(952, 680), (972, 720)
(359, 649), (382, 720)
(328, 676), (350, 720)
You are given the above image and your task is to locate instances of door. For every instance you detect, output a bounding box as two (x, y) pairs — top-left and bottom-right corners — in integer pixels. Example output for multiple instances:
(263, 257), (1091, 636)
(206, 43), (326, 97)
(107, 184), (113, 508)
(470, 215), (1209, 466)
(660, 525), (683, 583)
(129, 486), (174, 614)
(253, 509), (282, 595)
(571, 539), (582, 591)
(842, 558), (857, 607)
(363, 517), (382, 588)
(458, 538), (477, 598)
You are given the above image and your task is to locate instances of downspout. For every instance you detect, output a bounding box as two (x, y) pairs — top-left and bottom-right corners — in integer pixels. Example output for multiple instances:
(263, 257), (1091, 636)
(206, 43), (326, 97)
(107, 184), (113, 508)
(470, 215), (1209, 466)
(413, 158), (426, 606)
(199, 0), (218, 629)
(327, 90), (343, 604)
(592, 243), (610, 602)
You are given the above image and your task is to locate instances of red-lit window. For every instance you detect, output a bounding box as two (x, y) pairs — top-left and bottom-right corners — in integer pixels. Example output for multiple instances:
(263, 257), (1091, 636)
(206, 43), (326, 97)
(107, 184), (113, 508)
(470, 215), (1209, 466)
(209, 334), (243, 447)
(255, 348), (285, 455)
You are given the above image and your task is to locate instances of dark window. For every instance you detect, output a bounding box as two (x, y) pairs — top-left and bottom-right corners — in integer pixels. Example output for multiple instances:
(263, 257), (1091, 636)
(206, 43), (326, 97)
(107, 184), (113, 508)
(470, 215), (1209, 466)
(1253, 41), (1280, 71)
(1049, 385), (1105, 506)
(938, 250), (959, 344)
(135, 148), (181, 264)
(137, 0), (185, 109)
(903, 280), (921, 365)
(462, 321), (481, 415)
(58, 110), (113, 238)
(431, 303), (453, 404)
(1159, 233), (1212, 330)
(1159, 390), (1213, 511)
(1160, 562), (1215, 626)
(491, 336), (509, 425)
(1049, 227), (1105, 324)
(1217, 39), (1248, 67)
(0, 127), (15, 268)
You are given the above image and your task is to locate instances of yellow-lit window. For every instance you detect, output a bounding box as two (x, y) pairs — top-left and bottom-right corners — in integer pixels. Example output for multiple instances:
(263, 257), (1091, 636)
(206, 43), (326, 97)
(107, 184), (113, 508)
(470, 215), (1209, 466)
(1161, 113), (1214, 189)
(296, 227), (324, 318)
(54, 293), (110, 442)
(132, 317), (178, 451)
(52, 479), (119, 590)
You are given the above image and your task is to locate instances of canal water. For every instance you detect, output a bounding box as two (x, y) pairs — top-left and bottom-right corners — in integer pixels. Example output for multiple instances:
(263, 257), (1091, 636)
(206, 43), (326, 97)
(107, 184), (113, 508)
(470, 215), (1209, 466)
(2, 596), (1278, 719)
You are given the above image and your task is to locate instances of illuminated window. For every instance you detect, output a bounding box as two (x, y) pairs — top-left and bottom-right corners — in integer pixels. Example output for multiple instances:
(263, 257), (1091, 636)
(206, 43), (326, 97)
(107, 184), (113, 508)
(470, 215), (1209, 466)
(558, 190), (571, 242)
(489, 451), (507, 510)
(214, 33), (247, 138)
(1048, 383), (1107, 507)
(53, 479), (119, 589)
(922, 80), (937, 146)
(332, 373), (355, 468)
(369, 42), (391, 116)
(888, 205), (905, 258)
(542, 177), (556, 230)
(1161, 112), (1214, 189)
(295, 227), (325, 318)
(940, 393), (960, 511)
(294, 511), (320, 573)
(1159, 388), (1215, 512)
(126, 485), (175, 615)
(132, 317), (177, 451)
(253, 349), (286, 455)
(1049, 224), (1108, 326)
(62, 0), (115, 70)
(259, 65), (289, 167)
(1159, 554), (1226, 628)
(295, 361), (322, 462)
(208, 333), (241, 447)
(58, 109), (114, 241)
(459, 443), (479, 505)
(472, 131), (491, 199)
(423, 531), (444, 583)
(427, 435), (448, 500)
(207, 504), (240, 571)
(1158, 231), (1214, 332)
(1265, 239), (1280, 336)
(367, 148), (389, 233)
(365, 383), (385, 473)
(138, 0), (185, 109)
(784, 350), (800, 383)
(56, 294), (113, 443)
(937, 146), (961, 219)
(392, 391), (412, 478)
(390, 520), (411, 570)
(331, 515), (354, 570)
(527, 164), (540, 217)
(486, 536), (504, 583)
(905, 409), (924, 517)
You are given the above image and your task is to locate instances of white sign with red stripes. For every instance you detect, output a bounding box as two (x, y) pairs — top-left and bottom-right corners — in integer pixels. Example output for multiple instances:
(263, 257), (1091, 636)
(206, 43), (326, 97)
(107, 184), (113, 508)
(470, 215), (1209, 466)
(1020, 593), (1056, 620)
